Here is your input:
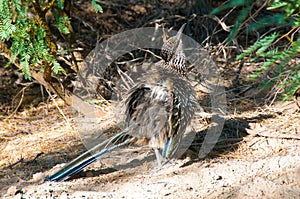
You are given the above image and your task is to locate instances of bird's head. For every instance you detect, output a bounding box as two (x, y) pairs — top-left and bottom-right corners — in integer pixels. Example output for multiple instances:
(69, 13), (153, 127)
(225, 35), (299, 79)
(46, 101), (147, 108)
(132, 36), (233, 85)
(161, 24), (185, 62)
(161, 24), (187, 77)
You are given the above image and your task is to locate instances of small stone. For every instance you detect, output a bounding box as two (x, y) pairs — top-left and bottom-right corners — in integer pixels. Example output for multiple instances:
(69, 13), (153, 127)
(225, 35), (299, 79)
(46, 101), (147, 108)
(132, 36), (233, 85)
(31, 172), (46, 182)
(6, 186), (17, 195)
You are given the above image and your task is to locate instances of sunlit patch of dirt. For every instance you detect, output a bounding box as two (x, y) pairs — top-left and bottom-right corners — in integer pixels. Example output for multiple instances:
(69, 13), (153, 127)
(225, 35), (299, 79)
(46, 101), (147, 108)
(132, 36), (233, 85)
(1, 93), (300, 198)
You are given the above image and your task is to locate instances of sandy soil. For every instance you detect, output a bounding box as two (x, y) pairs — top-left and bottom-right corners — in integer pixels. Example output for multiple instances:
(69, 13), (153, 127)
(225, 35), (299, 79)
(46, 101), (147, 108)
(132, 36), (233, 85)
(1, 98), (300, 199)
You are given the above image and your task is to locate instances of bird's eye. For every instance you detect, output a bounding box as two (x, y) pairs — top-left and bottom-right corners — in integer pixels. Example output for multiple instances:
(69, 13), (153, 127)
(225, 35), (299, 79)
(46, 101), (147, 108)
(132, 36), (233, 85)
(161, 50), (167, 60)
(161, 49), (172, 62)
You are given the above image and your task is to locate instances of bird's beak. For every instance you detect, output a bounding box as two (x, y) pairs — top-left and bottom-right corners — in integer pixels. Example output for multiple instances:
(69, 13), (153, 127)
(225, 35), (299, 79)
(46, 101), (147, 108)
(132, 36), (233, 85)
(162, 23), (186, 42)
(175, 23), (186, 42)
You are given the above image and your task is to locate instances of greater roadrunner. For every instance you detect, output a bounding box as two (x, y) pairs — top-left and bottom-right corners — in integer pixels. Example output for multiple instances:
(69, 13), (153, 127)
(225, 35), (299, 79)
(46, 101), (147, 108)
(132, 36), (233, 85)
(45, 24), (200, 182)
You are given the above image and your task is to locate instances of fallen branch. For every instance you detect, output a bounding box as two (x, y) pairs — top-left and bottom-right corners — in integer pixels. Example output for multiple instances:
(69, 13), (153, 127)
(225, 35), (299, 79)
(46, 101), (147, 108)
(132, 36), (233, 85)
(4, 158), (24, 169)
(4, 152), (45, 169)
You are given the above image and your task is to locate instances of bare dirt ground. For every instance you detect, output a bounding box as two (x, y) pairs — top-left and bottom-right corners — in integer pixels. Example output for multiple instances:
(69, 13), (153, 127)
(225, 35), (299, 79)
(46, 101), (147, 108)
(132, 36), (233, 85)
(0, 91), (300, 198)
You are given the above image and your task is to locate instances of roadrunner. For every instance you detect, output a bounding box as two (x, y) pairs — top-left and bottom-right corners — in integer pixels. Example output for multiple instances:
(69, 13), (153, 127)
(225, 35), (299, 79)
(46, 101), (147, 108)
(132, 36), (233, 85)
(45, 24), (200, 182)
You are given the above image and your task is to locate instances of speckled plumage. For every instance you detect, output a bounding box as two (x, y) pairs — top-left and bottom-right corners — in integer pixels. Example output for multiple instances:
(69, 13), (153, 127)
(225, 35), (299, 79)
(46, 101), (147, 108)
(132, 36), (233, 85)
(45, 24), (199, 181)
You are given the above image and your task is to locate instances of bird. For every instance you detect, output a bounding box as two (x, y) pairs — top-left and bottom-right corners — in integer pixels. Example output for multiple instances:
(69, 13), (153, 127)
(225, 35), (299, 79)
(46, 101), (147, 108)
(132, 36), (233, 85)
(45, 24), (200, 182)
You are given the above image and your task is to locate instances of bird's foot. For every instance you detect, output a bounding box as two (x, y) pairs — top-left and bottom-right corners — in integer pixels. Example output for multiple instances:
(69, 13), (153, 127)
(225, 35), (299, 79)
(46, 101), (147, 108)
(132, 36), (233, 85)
(151, 158), (178, 171)
(162, 159), (178, 168)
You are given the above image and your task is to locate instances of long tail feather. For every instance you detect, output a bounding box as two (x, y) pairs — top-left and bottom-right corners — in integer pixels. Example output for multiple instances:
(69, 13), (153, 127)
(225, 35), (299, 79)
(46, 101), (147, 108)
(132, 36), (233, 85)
(45, 130), (134, 182)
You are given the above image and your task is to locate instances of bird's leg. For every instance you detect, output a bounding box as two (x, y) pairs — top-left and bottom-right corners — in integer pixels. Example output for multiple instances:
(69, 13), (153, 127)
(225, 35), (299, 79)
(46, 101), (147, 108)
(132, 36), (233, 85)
(152, 149), (178, 171)
(154, 148), (163, 168)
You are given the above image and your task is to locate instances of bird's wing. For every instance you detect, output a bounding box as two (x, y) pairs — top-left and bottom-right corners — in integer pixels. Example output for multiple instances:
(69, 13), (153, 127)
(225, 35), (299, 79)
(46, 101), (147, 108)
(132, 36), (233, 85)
(161, 73), (200, 160)
(124, 81), (171, 146)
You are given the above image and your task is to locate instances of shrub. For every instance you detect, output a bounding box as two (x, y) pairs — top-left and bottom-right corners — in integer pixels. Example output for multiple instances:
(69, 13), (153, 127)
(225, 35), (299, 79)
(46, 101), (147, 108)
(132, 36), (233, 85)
(211, 0), (300, 100)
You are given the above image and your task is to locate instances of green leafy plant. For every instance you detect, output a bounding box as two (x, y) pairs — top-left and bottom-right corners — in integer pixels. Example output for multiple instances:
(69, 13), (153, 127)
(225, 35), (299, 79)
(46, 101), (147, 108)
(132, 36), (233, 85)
(0, 0), (62, 80)
(92, 0), (103, 13)
(211, 0), (300, 100)
(0, 0), (102, 81)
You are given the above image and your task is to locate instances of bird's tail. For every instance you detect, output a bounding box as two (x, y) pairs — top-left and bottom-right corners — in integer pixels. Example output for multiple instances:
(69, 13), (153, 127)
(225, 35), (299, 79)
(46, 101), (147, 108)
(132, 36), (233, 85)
(45, 129), (134, 182)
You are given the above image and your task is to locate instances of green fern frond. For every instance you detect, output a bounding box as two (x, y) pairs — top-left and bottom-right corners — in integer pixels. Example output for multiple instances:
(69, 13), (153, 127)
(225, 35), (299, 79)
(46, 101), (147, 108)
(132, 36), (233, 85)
(52, 59), (65, 75)
(267, 1), (287, 10)
(57, 0), (64, 9)
(0, 1), (16, 40)
(1, 0), (102, 81)
(226, 4), (253, 44)
(260, 48), (278, 57)
(20, 54), (31, 80)
(56, 15), (71, 35)
(237, 33), (278, 60)
(249, 14), (288, 30)
(91, 0), (103, 13)
(210, 0), (251, 15)
(282, 70), (300, 101)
